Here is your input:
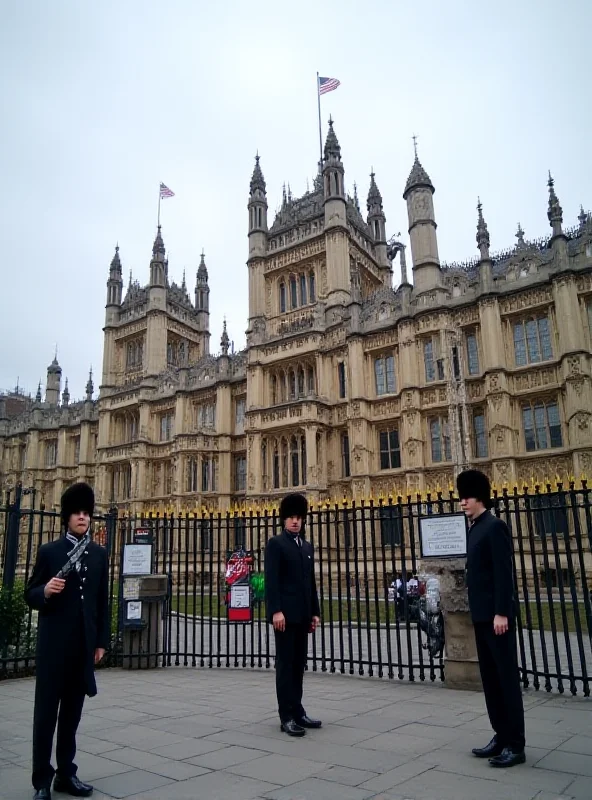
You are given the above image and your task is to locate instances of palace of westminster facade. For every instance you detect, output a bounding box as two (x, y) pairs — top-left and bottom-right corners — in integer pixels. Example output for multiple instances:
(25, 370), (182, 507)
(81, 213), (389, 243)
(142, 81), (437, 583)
(1, 121), (592, 514)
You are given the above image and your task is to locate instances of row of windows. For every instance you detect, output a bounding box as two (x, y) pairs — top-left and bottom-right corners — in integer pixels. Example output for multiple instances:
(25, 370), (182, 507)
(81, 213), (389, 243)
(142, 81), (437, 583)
(262, 435), (307, 490)
(279, 273), (316, 313)
(187, 456), (218, 493)
(271, 366), (316, 404)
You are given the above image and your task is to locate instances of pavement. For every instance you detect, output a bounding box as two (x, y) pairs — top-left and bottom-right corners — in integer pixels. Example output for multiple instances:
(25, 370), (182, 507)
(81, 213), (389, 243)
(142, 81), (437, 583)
(0, 668), (590, 800)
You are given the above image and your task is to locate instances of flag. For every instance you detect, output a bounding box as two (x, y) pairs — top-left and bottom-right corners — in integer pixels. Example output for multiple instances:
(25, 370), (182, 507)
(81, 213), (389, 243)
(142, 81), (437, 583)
(318, 76), (340, 95)
(159, 182), (175, 199)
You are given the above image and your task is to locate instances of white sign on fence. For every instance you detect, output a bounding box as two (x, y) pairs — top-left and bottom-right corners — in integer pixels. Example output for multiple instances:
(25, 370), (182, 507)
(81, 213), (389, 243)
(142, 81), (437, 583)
(420, 513), (468, 558)
(123, 544), (152, 575)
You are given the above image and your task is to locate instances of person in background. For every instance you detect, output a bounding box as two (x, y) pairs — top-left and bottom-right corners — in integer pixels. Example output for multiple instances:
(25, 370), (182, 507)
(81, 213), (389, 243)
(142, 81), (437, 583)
(25, 482), (109, 799)
(457, 469), (526, 768)
(264, 493), (321, 737)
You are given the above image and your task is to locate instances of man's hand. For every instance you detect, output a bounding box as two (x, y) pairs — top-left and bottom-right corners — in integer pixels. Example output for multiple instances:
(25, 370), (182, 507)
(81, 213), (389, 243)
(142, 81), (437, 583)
(43, 578), (66, 598)
(493, 615), (509, 635)
(94, 648), (105, 664)
(272, 612), (286, 632)
(311, 616), (320, 631)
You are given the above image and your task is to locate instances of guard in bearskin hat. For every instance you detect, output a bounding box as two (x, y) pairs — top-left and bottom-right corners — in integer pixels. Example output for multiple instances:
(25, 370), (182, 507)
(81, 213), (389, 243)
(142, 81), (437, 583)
(457, 469), (526, 768)
(25, 482), (109, 798)
(264, 493), (321, 736)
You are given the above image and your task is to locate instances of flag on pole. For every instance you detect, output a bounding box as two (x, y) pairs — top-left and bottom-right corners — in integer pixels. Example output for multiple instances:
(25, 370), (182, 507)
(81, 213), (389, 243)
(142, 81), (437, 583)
(318, 76), (340, 95)
(159, 182), (175, 199)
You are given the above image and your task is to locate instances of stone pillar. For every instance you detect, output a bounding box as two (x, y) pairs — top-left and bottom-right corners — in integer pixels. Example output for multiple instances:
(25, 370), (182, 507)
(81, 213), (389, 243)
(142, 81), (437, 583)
(422, 557), (482, 691)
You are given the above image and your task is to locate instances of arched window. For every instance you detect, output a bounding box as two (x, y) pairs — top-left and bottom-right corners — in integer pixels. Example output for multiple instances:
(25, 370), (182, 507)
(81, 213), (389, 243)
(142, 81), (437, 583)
(273, 443), (280, 489)
(279, 282), (286, 313)
(261, 441), (268, 490)
(291, 436), (299, 486)
(299, 274), (307, 305)
(309, 272), (316, 303)
(290, 276), (298, 309)
(297, 367), (305, 397)
(289, 370), (296, 400)
(301, 435), (307, 485)
(281, 439), (289, 486)
(271, 374), (277, 405)
(307, 366), (315, 394)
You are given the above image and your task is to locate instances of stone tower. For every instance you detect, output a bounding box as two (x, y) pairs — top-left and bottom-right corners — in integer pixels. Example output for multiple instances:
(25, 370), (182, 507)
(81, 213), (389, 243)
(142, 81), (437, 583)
(195, 252), (211, 346)
(403, 149), (442, 294)
(45, 354), (61, 406)
(323, 119), (350, 308)
(247, 154), (268, 329)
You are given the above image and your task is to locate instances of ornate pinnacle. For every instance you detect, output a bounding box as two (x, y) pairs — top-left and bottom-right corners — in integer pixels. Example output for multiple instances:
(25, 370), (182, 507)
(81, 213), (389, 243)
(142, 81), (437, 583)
(547, 171), (563, 231)
(152, 225), (165, 257)
(181, 268), (187, 291)
(476, 197), (490, 258)
(35, 381), (42, 403)
(197, 250), (208, 281)
(110, 244), (121, 270)
(367, 171), (383, 211)
(515, 222), (526, 249)
(324, 116), (341, 160)
(62, 379), (70, 407)
(403, 152), (434, 199)
(579, 205), (589, 228)
(249, 153), (266, 195)
(220, 318), (230, 355)
(86, 367), (94, 401)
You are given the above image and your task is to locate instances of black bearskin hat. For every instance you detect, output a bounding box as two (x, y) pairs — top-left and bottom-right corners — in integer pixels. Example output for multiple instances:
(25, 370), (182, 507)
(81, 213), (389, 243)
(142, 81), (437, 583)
(61, 482), (95, 528)
(279, 493), (308, 523)
(456, 470), (492, 509)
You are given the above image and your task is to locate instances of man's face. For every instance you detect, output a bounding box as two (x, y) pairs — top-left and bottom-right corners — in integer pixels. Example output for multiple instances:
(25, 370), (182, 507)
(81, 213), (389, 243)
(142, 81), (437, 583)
(69, 511), (90, 536)
(459, 497), (483, 521)
(285, 515), (302, 534)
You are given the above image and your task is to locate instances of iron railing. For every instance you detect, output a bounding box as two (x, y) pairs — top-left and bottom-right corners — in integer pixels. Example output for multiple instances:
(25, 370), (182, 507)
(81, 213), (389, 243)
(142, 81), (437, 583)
(1, 483), (591, 695)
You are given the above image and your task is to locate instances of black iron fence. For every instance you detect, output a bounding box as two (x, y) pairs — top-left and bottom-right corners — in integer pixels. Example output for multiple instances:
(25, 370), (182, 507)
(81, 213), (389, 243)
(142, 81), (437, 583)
(1, 482), (591, 695)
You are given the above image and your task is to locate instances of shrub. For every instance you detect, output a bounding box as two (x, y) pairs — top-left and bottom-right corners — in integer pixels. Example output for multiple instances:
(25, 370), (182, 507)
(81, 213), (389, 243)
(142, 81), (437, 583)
(0, 579), (30, 648)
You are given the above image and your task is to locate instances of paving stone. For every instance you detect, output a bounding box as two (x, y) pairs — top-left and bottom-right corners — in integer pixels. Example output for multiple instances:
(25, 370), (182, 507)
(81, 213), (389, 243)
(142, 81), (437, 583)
(396, 767), (544, 800)
(557, 735), (592, 756)
(360, 759), (435, 792)
(124, 770), (279, 799)
(76, 733), (123, 755)
(150, 735), (228, 760)
(187, 745), (271, 769)
(227, 752), (328, 784)
(537, 750), (592, 777)
(564, 776), (592, 798)
(92, 768), (175, 798)
(265, 776), (375, 800)
(70, 752), (138, 782)
(358, 730), (446, 756)
(315, 765), (380, 786)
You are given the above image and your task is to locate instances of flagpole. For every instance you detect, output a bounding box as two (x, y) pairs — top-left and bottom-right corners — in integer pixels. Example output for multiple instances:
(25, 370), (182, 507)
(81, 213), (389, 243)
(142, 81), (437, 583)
(316, 72), (323, 171)
(157, 185), (161, 228)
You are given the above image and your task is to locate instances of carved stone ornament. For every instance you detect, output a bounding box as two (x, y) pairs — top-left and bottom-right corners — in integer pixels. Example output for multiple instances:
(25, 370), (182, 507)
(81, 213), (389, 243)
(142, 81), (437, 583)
(575, 412), (591, 431)
(568, 356), (581, 376)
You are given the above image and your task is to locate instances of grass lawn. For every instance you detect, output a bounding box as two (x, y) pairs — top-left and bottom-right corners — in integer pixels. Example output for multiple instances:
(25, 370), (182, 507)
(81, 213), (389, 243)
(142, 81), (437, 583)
(170, 594), (590, 634)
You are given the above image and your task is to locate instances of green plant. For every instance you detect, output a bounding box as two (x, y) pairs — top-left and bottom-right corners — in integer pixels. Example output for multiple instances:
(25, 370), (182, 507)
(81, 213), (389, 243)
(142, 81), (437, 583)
(0, 579), (30, 650)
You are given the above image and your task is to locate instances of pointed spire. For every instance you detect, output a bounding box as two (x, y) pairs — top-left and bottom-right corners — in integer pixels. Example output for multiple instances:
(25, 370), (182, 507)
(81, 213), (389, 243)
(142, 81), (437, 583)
(324, 116), (341, 160)
(62, 378), (70, 407)
(152, 225), (165, 257)
(579, 205), (589, 228)
(182, 268), (187, 291)
(249, 153), (266, 195)
(220, 318), (230, 356)
(476, 198), (490, 259)
(353, 182), (360, 211)
(35, 381), (42, 403)
(48, 349), (61, 374)
(86, 367), (94, 401)
(515, 222), (526, 249)
(110, 244), (121, 270)
(403, 138), (434, 199)
(367, 171), (383, 210)
(128, 269), (133, 290)
(547, 171), (563, 234)
(197, 249), (208, 281)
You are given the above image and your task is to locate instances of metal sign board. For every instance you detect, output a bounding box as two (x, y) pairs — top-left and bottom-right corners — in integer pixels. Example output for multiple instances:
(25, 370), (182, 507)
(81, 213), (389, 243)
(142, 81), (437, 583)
(420, 513), (468, 559)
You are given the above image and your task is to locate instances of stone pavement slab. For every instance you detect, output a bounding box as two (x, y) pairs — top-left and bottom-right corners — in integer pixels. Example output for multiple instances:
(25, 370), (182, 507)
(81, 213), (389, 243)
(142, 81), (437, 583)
(0, 667), (589, 799)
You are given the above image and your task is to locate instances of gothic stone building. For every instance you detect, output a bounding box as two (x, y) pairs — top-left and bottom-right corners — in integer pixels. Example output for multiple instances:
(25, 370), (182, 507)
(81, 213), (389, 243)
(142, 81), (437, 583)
(1, 120), (592, 514)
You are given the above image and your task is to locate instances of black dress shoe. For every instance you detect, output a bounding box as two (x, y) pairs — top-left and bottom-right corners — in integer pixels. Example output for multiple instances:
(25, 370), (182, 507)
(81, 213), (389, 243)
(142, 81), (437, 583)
(489, 747), (526, 768)
(53, 775), (93, 797)
(280, 719), (306, 737)
(472, 737), (504, 758)
(296, 715), (322, 729)
(34, 790), (51, 800)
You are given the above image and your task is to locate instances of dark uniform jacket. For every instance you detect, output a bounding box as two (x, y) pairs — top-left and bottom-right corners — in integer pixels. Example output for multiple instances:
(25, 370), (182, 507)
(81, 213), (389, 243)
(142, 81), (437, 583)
(265, 530), (320, 625)
(466, 511), (515, 623)
(25, 537), (110, 697)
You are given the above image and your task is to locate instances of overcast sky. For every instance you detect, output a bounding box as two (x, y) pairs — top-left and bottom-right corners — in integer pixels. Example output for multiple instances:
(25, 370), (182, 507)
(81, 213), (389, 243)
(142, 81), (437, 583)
(1, 0), (589, 401)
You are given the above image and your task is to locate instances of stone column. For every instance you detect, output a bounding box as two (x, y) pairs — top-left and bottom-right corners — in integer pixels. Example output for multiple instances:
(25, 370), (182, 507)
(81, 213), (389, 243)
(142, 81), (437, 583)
(422, 557), (482, 691)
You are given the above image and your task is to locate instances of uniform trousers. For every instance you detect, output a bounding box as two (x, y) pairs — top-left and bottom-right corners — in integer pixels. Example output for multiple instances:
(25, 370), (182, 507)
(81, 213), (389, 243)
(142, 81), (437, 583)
(32, 638), (86, 789)
(274, 623), (308, 722)
(474, 621), (525, 752)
